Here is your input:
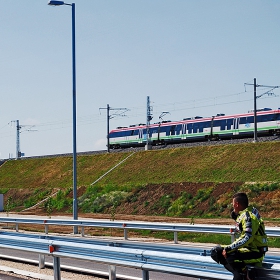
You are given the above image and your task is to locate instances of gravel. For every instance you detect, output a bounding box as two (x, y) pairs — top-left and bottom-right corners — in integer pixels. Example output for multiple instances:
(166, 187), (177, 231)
(0, 259), (105, 280)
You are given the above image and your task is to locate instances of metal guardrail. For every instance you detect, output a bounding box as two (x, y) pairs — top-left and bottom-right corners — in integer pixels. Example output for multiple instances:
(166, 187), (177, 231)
(1, 230), (280, 265)
(0, 231), (236, 280)
(0, 229), (279, 279)
(0, 231), (279, 280)
(0, 231), (207, 256)
(0, 216), (279, 243)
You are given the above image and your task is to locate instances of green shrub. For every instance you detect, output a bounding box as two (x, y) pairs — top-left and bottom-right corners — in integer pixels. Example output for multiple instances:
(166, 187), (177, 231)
(167, 192), (190, 216)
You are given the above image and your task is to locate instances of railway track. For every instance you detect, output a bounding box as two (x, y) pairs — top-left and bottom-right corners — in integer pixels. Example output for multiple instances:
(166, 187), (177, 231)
(1, 135), (279, 162)
(14, 135), (280, 160)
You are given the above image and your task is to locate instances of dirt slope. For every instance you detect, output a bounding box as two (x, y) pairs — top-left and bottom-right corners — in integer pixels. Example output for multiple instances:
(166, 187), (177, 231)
(12, 181), (280, 227)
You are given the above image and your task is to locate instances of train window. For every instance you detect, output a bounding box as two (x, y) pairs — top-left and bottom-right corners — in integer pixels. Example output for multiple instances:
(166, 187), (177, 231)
(165, 127), (170, 136)
(161, 126), (169, 135)
(213, 119), (226, 130)
(125, 131), (132, 137)
(213, 120), (218, 127)
(206, 121), (211, 128)
(220, 120), (226, 130)
(109, 132), (119, 138)
(239, 117), (246, 124)
(227, 119), (233, 130)
(176, 124), (182, 135)
(203, 121), (211, 130)
(116, 130), (128, 137)
(192, 122), (204, 133)
(274, 113), (280, 120)
(213, 120), (221, 127)
(256, 115), (263, 123)
(246, 116), (254, 123)
(198, 123), (204, 133)
(165, 125), (174, 136)
(265, 114), (274, 122)
(259, 115), (266, 122)
(130, 130), (135, 136)
(117, 131), (125, 137)
(193, 123), (199, 133)
(187, 123), (193, 134)
(170, 125), (176, 135)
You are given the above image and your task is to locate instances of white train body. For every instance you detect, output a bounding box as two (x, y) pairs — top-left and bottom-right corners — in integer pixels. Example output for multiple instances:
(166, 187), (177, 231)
(109, 109), (280, 148)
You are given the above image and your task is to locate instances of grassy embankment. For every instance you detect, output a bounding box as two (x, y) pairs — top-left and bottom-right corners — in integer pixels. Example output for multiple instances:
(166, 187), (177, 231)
(0, 141), (280, 246)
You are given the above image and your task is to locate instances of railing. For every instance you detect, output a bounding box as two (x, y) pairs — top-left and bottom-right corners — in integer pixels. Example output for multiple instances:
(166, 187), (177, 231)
(0, 231), (279, 280)
(0, 231), (249, 280)
(0, 220), (280, 280)
(0, 216), (280, 243)
(1, 230), (280, 265)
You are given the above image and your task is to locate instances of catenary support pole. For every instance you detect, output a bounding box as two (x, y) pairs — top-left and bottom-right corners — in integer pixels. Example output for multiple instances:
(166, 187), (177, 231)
(253, 78), (257, 142)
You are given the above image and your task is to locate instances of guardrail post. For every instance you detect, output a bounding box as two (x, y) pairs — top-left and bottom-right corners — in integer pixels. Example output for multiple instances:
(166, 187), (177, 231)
(108, 265), (116, 280)
(81, 226), (85, 237)
(73, 225), (79, 235)
(39, 254), (45, 269)
(53, 256), (61, 280)
(174, 231), (178, 244)
(230, 228), (235, 243)
(142, 270), (149, 280)
(45, 225), (49, 234)
(124, 228), (128, 240)
(15, 223), (19, 232)
(38, 236), (45, 269)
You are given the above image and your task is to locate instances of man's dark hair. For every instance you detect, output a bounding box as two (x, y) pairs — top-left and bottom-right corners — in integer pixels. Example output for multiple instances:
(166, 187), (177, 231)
(233, 192), (248, 208)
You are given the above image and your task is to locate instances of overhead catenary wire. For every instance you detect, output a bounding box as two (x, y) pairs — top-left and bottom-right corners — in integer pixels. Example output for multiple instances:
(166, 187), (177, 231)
(0, 90), (279, 141)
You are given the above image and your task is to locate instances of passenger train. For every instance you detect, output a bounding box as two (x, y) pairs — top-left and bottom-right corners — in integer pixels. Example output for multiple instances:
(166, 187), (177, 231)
(108, 108), (280, 149)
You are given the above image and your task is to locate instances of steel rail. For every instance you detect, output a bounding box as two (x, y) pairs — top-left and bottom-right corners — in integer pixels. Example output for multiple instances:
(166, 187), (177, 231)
(0, 231), (207, 256)
(0, 217), (279, 243)
(0, 231), (279, 280)
(1, 230), (280, 265)
(0, 233), (234, 280)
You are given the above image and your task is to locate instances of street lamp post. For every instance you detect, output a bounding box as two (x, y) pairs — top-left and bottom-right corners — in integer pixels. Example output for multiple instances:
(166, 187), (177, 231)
(48, 1), (78, 231)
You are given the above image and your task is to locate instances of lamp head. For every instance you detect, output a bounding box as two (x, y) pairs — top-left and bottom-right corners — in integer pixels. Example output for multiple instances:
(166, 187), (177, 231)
(48, 1), (65, 6)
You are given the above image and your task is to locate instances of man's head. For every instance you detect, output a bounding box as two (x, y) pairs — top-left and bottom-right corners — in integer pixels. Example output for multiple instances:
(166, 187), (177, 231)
(232, 192), (248, 214)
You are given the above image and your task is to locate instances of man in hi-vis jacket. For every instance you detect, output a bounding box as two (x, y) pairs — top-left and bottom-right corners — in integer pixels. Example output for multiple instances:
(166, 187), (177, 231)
(211, 192), (268, 280)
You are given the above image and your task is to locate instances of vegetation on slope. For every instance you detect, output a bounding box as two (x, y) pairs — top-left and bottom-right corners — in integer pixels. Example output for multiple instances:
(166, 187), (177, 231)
(0, 141), (280, 218)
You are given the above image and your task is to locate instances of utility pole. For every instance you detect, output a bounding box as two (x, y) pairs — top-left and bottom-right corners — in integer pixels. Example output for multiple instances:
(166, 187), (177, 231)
(244, 78), (279, 142)
(253, 78), (257, 142)
(99, 104), (129, 152)
(11, 120), (37, 159)
(12, 120), (21, 159)
(145, 96), (153, 150)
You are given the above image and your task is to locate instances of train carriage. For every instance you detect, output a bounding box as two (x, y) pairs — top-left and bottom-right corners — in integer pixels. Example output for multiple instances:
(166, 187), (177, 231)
(109, 108), (280, 149)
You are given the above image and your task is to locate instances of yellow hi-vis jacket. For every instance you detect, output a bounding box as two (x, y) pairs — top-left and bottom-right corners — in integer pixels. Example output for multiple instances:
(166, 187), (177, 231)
(225, 206), (268, 264)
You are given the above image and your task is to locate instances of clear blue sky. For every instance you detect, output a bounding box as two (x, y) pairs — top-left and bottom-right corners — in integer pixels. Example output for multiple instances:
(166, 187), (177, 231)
(1, 0), (280, 158)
